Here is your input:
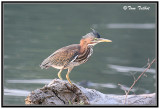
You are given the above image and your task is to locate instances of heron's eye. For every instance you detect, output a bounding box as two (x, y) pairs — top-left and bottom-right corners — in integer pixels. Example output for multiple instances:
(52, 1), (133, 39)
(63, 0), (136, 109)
(94, 38), (98, 40)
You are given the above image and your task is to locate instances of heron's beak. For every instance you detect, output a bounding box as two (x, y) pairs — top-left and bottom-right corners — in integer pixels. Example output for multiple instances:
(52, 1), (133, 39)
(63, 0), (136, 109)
(98, 38), (112, 42)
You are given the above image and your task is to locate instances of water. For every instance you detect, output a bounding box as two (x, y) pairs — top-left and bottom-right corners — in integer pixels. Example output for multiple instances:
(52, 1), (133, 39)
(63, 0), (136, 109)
(3, 3), (156, 105)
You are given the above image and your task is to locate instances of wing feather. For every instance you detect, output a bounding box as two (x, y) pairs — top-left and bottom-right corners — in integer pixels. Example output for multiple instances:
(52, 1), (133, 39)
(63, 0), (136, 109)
(40, 44), (80, 69)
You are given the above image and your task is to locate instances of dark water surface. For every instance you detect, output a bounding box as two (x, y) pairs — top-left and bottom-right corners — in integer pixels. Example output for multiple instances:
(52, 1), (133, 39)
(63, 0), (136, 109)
(3, 3), (157, 105)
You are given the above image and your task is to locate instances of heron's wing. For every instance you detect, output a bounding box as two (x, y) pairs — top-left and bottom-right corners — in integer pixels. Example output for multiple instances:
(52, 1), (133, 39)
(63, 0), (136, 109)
(40, 44), (79, 69)
(50, 49), (79, 67)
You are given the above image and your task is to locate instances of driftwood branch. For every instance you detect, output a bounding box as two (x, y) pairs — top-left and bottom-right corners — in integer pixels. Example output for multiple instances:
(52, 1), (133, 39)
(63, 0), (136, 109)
(25, 79), (156, 105)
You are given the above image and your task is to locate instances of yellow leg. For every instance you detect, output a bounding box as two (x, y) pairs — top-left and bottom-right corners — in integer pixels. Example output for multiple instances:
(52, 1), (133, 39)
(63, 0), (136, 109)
(66, 67), (73, 85)
(58, 69), (63, 80)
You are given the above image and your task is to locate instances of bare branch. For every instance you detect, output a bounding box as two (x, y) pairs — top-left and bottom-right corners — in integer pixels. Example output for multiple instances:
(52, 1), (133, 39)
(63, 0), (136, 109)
(124, 58), (156, 104)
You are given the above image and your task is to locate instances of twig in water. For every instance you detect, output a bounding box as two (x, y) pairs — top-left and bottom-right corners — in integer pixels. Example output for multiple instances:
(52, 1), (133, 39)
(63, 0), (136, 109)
(124, 58), (156, 104)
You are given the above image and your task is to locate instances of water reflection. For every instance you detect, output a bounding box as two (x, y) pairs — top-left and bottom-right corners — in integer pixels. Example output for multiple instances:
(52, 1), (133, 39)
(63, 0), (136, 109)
(108, 64), (155, 74)
(4, 89), (30, 96)
(7, 79), (52, 84)
(92, 23), (155, 29)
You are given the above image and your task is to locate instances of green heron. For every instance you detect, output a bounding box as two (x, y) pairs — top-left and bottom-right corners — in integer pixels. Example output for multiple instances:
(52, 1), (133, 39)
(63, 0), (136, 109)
(40, 29), (112, 85)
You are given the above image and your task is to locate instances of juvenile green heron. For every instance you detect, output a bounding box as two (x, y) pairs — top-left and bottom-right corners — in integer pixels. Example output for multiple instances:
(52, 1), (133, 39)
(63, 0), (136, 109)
(40, 29), (112, 85)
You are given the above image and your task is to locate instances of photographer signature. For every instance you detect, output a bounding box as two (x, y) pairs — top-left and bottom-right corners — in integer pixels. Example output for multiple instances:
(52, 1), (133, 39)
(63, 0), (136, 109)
(123, 6), (150, 11)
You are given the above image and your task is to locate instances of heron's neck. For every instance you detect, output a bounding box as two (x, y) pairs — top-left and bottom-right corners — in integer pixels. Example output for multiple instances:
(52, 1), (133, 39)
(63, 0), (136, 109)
(80, 39), (88, 53)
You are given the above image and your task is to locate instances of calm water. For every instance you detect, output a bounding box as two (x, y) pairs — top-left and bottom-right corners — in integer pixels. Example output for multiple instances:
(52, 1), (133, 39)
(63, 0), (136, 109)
(3, 3), (157, 105)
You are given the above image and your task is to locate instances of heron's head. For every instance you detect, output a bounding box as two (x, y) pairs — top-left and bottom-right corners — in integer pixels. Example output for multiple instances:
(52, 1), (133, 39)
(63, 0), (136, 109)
(80, 29), (112, 46)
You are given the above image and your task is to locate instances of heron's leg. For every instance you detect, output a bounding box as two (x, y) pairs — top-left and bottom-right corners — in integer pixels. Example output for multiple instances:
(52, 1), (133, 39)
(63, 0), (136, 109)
(58, 69), (63, 80)
(66, 67), (74, 85)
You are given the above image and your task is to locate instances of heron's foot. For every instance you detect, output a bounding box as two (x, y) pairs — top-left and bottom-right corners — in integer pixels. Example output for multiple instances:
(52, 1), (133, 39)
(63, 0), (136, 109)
(66, 74), (74, 86)
(68, 80), (73, 86)
(58, 76), (63, 80)
(64, 83), (76, 91)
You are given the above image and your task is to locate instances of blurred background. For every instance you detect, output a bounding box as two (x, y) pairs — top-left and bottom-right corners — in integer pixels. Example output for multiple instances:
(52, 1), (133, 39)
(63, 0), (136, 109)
(3, 3), (156, 105)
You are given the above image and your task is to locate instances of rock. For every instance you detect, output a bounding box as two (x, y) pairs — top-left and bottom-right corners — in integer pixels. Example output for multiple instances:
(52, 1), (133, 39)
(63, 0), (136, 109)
(25, 79), (156, 105)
